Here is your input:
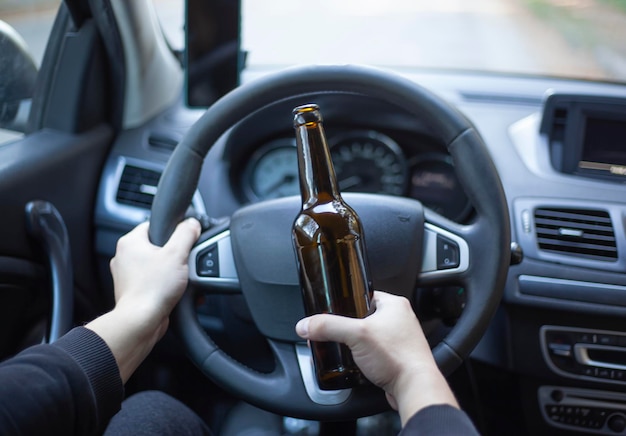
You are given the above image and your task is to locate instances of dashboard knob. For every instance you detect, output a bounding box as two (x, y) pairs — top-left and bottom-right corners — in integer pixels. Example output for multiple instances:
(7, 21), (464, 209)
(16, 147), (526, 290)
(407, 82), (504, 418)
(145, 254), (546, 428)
(608, 414), (626, 433)
(510, 242), (523, 265)
(550, 389), (563, 403)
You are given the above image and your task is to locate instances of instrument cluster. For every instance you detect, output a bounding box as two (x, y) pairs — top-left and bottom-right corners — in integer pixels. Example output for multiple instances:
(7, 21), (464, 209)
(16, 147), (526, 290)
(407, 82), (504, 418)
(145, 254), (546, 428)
(240, 129), (473, 223)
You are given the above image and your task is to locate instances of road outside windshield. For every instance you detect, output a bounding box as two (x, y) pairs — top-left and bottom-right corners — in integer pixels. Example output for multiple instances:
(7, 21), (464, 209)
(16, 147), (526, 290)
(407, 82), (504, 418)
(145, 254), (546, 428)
(1, 0), (626, 80)
(240, 0), (626, 82)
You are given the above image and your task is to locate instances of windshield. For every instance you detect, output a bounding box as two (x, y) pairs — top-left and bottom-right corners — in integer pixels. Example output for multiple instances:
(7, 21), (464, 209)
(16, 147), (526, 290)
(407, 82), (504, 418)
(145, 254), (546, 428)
(3, 0), (625, 83)
(240, 0), (625, 82)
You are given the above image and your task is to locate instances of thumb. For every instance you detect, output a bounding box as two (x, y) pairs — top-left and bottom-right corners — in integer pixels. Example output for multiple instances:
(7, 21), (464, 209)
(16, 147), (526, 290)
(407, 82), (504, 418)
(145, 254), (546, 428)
(295, 313), (363, 345)
(165, 218), (201, 255)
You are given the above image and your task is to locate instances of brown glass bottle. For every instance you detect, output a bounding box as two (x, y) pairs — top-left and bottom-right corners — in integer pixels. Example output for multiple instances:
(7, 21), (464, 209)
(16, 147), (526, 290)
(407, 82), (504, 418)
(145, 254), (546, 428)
(291, 104), (373, 390)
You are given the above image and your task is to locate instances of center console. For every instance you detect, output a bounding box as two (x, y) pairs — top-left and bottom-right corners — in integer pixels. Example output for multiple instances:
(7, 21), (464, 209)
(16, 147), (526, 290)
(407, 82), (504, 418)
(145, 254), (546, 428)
(542, 326), (626, 385)
(538, 386), (626, 434)
(539, 326), (626, 434)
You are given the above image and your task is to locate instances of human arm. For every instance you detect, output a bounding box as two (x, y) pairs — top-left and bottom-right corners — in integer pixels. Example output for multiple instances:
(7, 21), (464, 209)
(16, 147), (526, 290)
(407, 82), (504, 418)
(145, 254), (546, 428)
(0, 218), (200, 435)
(0, 327), (122, 435)
(295, 291), (461, 427)
(86, 218), (200, 383)
(400, 404), (479, 436)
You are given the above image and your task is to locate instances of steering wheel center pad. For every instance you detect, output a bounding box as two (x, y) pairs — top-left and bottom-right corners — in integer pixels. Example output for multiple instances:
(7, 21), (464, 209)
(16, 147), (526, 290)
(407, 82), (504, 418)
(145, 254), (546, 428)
(230, 193), (425, 342)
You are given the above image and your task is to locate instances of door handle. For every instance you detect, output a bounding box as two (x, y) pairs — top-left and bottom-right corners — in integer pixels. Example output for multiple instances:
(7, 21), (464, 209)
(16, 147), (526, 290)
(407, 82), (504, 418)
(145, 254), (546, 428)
(25, 200), (73, 343)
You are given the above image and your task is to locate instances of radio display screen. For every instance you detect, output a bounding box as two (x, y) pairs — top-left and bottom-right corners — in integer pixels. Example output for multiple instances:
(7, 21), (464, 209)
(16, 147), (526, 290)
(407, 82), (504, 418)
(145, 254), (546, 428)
(578, 117), (626, 177)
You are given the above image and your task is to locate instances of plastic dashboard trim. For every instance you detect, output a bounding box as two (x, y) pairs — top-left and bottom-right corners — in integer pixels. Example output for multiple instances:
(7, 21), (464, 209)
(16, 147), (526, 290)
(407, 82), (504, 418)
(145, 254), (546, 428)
(97, 155), (207, 228)
(513, 197), (626, 273)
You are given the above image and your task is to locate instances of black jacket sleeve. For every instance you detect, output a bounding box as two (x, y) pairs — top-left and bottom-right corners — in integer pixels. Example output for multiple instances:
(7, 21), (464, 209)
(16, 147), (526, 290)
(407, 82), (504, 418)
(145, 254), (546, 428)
(399, 404), (480, 435)
(0, 327), (123, 436)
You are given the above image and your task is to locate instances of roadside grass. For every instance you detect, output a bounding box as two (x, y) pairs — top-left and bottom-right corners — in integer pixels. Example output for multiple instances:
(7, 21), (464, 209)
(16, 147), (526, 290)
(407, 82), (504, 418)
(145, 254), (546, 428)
(598, 0), (626, 14)
(522, 0), (596, 49)
(522, 0), (626, 79)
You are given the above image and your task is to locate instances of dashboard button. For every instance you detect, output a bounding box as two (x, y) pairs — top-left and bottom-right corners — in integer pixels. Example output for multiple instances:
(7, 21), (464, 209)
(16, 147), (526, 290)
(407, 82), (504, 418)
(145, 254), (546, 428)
(197, 245), (219, 277)
(608, 414), (626, 433)
(436, 235), (459, 270)
(548, 343), (572, 358)
(583, 367), (596, 377)
(598, 335), (616, 346)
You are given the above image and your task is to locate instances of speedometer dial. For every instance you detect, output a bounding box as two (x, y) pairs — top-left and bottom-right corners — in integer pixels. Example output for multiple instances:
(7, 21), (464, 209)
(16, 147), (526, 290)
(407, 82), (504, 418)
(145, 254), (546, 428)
(330, 131), (408, 195)
(245, 139), (299, 201)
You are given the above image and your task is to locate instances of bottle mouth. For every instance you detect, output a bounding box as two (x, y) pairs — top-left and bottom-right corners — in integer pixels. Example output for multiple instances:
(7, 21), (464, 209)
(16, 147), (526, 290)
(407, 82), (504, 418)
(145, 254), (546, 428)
(293, 104), (323, 126)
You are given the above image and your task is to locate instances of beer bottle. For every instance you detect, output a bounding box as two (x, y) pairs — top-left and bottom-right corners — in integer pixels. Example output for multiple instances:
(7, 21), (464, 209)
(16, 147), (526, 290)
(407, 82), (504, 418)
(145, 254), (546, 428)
(291, 103), (373, 390)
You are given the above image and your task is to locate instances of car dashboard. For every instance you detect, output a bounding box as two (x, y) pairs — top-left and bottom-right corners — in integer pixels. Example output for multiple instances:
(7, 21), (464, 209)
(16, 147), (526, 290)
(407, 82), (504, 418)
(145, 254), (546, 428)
(94, 68), (626, 435)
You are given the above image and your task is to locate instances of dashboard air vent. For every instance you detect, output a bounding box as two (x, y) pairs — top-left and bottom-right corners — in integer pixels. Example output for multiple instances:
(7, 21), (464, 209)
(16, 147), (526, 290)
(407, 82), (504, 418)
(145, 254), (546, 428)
(148, 133), (178, 152)
(116, 165), (161, 209)
(534, 208), (617, 261)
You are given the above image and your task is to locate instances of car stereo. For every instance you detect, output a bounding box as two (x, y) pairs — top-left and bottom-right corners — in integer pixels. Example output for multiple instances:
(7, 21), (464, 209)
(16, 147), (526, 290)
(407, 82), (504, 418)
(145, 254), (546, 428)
(540, 93), (626, 182)
(538, 386), (626, 434)
(541, 326), (626, 385)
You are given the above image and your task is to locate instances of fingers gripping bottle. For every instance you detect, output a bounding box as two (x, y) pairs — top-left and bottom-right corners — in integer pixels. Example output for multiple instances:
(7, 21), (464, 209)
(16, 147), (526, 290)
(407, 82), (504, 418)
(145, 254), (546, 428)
(291, 104), (373, 390)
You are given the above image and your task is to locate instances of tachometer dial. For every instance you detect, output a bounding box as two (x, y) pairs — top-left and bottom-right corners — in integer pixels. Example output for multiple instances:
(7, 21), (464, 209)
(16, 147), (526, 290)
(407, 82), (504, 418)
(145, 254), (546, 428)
(245, 139), (299, 201)
(409, 154), (472, 222)
(330, 131), (407, 195)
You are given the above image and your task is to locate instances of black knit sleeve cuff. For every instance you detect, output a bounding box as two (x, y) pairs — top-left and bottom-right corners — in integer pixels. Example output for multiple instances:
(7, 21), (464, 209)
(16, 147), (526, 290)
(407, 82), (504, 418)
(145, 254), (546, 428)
(400, 404), (480, 435)
(53, 327), (124, 427)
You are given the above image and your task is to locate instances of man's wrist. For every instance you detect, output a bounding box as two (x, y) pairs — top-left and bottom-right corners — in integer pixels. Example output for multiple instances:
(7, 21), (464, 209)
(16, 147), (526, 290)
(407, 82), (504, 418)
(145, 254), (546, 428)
(393, 365), (459, 426)
(85, 305), (164, 383)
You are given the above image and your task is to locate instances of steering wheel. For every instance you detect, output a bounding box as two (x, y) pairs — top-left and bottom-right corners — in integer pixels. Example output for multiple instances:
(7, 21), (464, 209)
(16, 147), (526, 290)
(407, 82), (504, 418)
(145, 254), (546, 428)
(148, 65), (510, 421)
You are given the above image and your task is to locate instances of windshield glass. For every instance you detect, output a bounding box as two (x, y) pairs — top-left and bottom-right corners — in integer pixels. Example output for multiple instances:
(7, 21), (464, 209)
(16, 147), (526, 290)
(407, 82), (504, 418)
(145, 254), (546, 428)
(240, 0), (626, 83)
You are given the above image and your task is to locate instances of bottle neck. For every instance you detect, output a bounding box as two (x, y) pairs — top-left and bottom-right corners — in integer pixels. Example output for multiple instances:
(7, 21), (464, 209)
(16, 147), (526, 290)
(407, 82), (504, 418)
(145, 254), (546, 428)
(295, 118), (341, 207)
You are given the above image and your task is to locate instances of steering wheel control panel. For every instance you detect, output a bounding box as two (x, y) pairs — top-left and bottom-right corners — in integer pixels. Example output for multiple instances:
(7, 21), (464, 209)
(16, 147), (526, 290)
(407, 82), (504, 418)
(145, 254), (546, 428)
(541, 326), (626, 385)
(539, 386), (626, 434)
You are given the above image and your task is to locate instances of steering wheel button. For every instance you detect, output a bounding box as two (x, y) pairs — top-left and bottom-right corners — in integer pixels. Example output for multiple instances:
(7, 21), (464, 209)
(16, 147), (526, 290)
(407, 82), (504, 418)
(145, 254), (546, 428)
(436, 235), (460, 270)
(197, 245), (219, 277)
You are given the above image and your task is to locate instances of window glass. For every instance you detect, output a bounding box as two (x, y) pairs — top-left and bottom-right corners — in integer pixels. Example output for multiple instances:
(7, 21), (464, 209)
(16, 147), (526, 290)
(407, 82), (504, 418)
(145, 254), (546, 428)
(153, 0), (184, 51)
(155, 0), (626, 85)
(0, 0), (61, 145)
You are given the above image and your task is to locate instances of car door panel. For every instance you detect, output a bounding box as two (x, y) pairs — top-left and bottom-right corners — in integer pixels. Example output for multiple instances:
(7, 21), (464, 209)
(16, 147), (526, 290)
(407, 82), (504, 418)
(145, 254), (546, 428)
(0, 3), (117, 357)
(0, 126), (113, 353)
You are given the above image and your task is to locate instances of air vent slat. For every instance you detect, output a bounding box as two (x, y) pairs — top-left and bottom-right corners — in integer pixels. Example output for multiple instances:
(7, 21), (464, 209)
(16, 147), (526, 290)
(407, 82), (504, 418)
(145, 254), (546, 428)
(116, 165), (162, 209)
(536, 237), (618, 253)
(534, 218), (613, 234)
(536, 229), (616, 244)
(534, 208), (617, 261)
(535, 209), (612, 223)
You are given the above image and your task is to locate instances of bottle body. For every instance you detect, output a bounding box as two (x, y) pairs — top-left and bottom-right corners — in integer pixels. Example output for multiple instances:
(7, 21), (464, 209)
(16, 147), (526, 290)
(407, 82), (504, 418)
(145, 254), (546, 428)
(291, 104), (373, 390)
(293, 204), (372, 389)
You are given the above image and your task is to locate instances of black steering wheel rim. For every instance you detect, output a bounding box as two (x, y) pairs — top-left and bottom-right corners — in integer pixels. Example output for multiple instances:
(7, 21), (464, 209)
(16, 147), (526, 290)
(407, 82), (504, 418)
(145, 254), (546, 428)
(149, 64), (510, 420)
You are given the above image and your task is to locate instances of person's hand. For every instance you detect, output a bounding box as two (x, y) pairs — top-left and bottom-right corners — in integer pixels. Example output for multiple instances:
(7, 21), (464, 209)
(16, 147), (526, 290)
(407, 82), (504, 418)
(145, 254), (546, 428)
(87, 218), (201, 383)
(109, 218), (201, 337)
(295, 291), (458, 425)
